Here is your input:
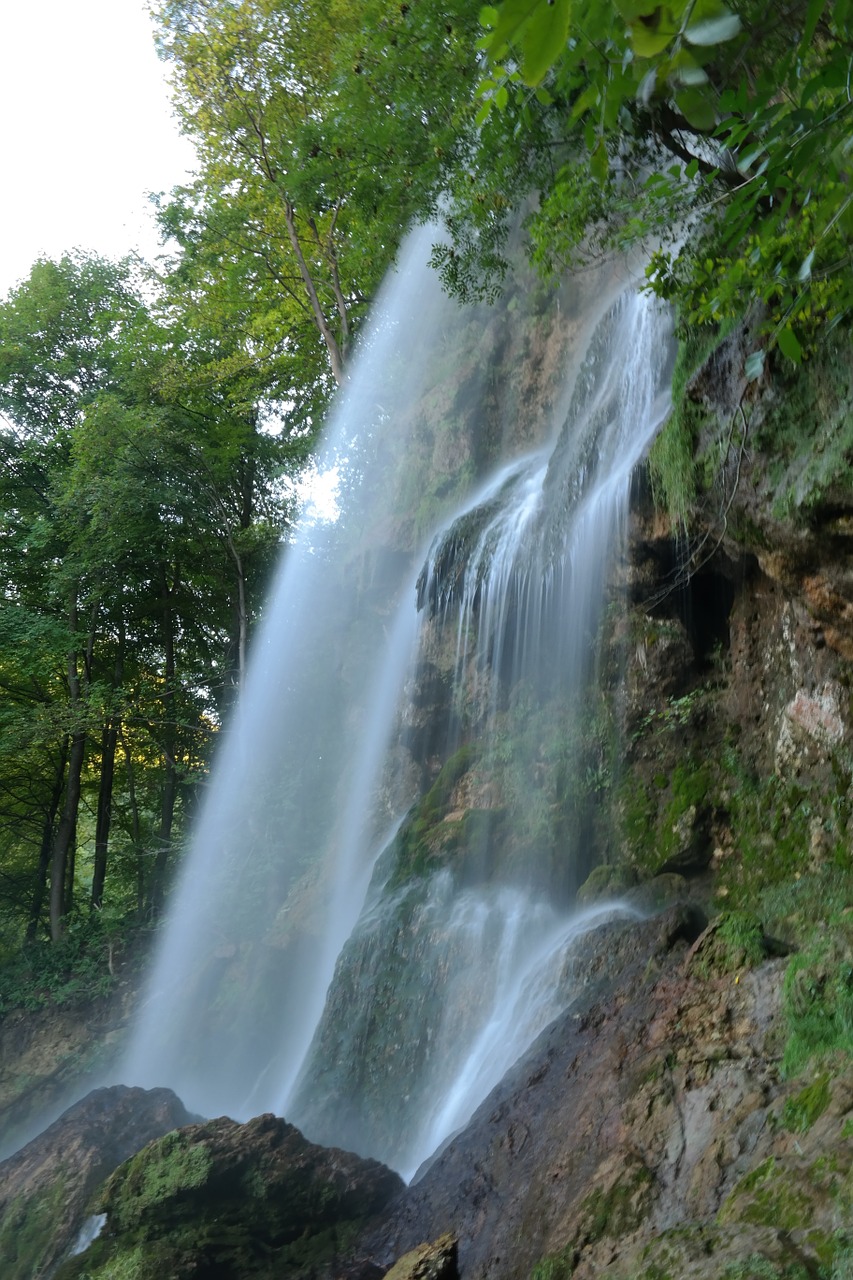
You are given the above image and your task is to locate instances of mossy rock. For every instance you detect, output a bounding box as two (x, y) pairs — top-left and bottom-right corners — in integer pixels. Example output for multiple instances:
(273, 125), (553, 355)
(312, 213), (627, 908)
(57, 1114), (403, 1280)
(624, 873), (690, 913)
(387, 743), (504, 886)
(779, 1073), (833, 1134)
(0, 1174), (69, 1280)
(685, 911), (768, 979)
(384, 1233), (459, 1280)
(576, 864), (639, 905)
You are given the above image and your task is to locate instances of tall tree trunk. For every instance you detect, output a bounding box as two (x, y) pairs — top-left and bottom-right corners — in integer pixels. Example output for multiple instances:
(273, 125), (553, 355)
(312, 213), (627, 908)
(91, 628), (124, 910)
(49, 728), (85, 942)
(119, 728), (145, 916)
(26, 740), (68, 942)
(147, 565), (178, 918)
(49, 595), (96, 941)
(283, 198), (346, 385)
(91, 724), (118, 911)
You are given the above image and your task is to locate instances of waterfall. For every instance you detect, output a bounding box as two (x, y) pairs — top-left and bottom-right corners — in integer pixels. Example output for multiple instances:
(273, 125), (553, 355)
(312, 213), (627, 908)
(124, 234), (674, 1180)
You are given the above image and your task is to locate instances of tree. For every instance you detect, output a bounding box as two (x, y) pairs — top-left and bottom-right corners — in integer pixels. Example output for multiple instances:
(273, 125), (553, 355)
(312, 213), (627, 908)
(151, 0), (480, 394)
(0, 254), (145, 939)
(0, 251), (298, 941)
(445, 0), (852, 366)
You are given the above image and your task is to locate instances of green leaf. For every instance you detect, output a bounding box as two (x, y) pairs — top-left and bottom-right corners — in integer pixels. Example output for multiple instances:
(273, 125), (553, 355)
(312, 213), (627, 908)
(798, 0), (827, 59)
(676, 63), (709, 85)
(475, 99), (493, 127)
(631, 12), (678, 57)
(745, 349), (765, 380)
(614, 0), (661, 17)
(590, 138), (609, 184)
(519, 0), (572, 85)
(777, 325), (803, 363)
(684, 9), (741, 44)
(571, 83), (600, 122)
(482, 0), (540, 61)
(480, 5), (500, 28)
(675, 87), (716, 130)
(636, 67), (658, 104)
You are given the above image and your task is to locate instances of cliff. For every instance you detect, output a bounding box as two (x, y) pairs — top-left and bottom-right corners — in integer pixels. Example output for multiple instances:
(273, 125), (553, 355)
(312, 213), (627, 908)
(2, 317), (852, 1280)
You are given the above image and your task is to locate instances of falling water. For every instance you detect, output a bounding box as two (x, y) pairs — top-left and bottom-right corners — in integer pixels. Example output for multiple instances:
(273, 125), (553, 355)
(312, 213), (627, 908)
(125, 235), (674, 1180)
(287, 289), (675, 1177)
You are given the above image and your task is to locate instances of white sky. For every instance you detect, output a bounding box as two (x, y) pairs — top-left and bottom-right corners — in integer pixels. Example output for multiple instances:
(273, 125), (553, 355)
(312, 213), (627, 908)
(0, 0), (196, 297)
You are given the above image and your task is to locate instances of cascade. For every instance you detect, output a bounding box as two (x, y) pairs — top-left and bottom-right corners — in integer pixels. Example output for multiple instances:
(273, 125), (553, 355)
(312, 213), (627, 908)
(125, 233), (674, 1181)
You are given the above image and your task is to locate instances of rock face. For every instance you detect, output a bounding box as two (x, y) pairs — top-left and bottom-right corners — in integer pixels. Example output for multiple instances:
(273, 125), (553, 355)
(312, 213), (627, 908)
(0, 1085), (196, 1279)
(2, 328), (852, 1280)
(384, 1233), (460, 1280)
(360, 908), (853, 1280)
(0, 979), (137, 1162)
(55, 1110), (404, 1280)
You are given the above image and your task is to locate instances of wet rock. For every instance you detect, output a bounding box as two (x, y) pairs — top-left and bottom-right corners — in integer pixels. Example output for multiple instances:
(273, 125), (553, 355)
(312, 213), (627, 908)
(0, 1084), (196, 1280)
(383, 1233), (458, 1280)
(576, 864), (638, 905)
(0, 981), (138, 1162)
(57, 1111), (404, 1280)
(656, 802), (714, 876)
(624, 872), (691, 913)
(775, 679), (849, 774)
(356, 902), (852, 1280)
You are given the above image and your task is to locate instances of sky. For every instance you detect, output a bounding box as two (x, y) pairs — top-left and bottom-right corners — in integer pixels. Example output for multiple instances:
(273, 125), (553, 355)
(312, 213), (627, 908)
(0, 0), (195, 297)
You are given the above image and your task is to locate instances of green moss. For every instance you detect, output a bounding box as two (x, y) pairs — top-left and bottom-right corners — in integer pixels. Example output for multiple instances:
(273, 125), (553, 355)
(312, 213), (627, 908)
(0, 1173), (68, 1280)
(531, 1249), (575, 1280)
(716, 749), (853, 911)
(578, 1163), (654, 1243)
(618, 774), (658, 872)
(782, 924), (853, 1077)
(648, 319), (728, 527)
(780, 1073), (832, 1133)
(387, 743), (481, 885)
(692, 911), (766, 978)
(106, 1130), (213, 1231)
(576, 863), (638, 904)
(658, 760), (711, 861)
(720, 1256), (809, 1280)
(719, 1156), (812, 1231)
(753, 335), (853, 520)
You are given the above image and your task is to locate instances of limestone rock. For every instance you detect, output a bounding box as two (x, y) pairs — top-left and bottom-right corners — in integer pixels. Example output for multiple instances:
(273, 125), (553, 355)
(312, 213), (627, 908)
(358, 905), (852, 1280)
(57, 1110), (404, 1279)
(383, 1233), (459, 1280)
(0, 1084), (196, 1280)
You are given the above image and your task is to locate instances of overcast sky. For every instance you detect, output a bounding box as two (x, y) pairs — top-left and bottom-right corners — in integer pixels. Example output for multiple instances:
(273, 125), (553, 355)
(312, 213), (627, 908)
(0, 0), (195, 297)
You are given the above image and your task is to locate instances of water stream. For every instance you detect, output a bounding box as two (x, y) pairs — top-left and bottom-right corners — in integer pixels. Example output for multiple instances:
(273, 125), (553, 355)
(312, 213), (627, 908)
(125, 236), (674, 1180)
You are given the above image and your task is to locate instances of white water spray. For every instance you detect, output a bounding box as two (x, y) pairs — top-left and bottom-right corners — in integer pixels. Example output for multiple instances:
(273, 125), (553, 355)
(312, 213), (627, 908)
(125, 236), (674, 1180)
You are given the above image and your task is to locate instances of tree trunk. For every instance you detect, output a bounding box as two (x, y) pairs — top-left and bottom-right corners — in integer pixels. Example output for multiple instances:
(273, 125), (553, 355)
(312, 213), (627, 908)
(120, 728), (145, 916)
(26, 741), (68, 942)
(49, 728), (85, 941)
(147, 565), (178, 918)
(283, 198), (346, 385)
(49, 597), (88, 942)
(91, 724), (118, 910)
(91, 630), (124, 910)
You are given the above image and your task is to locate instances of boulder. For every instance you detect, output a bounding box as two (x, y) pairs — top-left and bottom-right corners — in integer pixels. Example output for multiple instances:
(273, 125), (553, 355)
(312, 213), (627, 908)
(58, 1110), (404, 1280)
(0, 1084), (196, 1280)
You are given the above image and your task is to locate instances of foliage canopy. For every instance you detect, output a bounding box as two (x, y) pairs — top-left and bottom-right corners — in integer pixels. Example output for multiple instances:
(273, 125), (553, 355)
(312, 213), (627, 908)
(448, 0), (853, 369)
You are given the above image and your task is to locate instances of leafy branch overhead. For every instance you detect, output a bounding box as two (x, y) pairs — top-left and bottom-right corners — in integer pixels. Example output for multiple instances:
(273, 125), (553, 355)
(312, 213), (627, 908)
(465, 0), (853, 366)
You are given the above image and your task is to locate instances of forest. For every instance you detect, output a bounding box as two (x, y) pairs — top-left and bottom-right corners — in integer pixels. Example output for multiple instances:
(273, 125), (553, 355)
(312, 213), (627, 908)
(0, 0), (850, 1026)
